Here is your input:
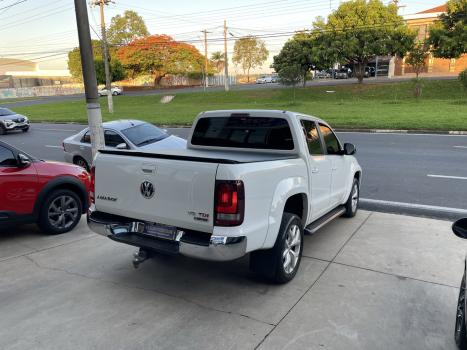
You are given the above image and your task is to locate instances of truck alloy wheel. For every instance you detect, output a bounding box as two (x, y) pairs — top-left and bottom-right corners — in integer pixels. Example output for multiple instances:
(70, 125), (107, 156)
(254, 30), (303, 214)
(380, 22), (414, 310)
(343, 178), (359, 217)
(283, 224), (301, 274)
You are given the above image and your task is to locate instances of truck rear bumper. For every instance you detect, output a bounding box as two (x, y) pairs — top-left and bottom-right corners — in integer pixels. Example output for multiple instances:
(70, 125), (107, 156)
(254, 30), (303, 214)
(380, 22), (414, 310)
(87, 209), (247, 261)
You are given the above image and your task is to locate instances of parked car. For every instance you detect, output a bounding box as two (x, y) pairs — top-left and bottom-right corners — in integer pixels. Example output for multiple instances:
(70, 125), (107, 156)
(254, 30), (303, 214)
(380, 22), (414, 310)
(88, 110), (362, 283)
(98, 86), (123, 96)
(0, 108), (29, 135)
(256, 75), (273, 84)
(63, 120), (186, 171)
(335, 68), (350, 79)
(0, 141), (90, 234)
(315, 70), (331, 79)
(452, 218), (467, 349)
(364, 67), (376, 78)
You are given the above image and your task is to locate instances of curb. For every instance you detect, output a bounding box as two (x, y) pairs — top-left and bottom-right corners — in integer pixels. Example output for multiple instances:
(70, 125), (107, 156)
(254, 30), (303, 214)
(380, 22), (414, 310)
(335, 128), (467, 135)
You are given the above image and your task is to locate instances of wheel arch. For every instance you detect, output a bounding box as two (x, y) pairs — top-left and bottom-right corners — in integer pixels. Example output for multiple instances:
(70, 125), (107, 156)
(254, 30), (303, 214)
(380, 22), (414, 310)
(263, 176), (308, 249)
(33, 176), (88, 219)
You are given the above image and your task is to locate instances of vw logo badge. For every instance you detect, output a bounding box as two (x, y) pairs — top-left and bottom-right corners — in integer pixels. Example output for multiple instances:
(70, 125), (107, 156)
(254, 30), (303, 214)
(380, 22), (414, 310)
(140, 181), (155, 199)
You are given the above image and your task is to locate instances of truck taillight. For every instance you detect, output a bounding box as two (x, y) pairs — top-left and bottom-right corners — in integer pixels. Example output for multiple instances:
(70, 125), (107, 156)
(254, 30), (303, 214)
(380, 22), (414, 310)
(215, 180), (244, 226)
(90, 166), (95, 204)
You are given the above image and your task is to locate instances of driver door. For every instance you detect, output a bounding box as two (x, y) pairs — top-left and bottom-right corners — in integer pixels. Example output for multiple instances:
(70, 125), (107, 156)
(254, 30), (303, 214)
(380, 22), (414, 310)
(318, 124), (349, 206)
(0, 145), (38, 215)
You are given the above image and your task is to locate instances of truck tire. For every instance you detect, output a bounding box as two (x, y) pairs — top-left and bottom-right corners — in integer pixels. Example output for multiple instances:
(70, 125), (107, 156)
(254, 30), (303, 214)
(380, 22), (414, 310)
(38, 189), (82, 235)
(343, 178), (359, 218)
(250, 212), (303, 284)
(455, 272), (467, 350)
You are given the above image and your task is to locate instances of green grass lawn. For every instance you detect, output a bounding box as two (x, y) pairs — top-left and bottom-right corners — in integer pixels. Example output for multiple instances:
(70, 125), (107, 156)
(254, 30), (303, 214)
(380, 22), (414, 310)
(14, 79), (467, 130)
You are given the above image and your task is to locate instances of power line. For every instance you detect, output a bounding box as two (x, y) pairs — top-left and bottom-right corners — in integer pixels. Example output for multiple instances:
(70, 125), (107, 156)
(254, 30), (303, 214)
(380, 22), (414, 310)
(0, 0), (27, 11)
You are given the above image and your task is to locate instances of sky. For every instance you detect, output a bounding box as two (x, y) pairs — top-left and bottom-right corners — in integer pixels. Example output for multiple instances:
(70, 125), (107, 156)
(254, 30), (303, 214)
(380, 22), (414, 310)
(0, 0), (445, 73)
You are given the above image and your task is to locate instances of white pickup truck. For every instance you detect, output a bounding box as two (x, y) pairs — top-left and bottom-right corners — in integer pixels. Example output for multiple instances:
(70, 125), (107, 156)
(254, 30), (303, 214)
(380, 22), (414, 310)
(88, 110), (362, 283)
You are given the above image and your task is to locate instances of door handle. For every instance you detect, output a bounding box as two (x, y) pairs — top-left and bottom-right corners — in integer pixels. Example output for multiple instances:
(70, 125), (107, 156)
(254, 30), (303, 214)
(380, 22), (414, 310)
(141, 163), (156, 174)
(311, 167), (319, 173)
(332, 167), (338, 171)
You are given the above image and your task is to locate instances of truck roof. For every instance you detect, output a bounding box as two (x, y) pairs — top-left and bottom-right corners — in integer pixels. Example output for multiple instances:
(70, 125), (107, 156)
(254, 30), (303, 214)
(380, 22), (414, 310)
(197, 109), (323, 123)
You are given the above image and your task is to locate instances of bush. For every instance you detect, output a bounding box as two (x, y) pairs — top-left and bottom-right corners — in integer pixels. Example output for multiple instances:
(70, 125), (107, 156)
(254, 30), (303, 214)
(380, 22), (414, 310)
(459, 69), (467, 90)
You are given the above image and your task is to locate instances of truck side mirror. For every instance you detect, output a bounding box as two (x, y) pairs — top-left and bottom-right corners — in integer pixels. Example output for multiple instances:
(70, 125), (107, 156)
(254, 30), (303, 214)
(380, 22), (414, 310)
(453, 218), (467, 239)
(343, 143), (356, 155)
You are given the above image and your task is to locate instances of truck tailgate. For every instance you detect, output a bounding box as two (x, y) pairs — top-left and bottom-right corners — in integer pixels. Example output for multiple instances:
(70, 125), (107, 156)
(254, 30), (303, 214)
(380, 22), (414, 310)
(94, 153), (218, 233)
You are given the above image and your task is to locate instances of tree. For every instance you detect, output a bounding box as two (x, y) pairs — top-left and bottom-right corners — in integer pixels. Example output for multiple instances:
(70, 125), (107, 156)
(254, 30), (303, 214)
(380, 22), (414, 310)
(428, 0), (467, 59)
(273, 40), (313, 87)
(278, 65), (302, 103)
(117, 35), (205, 86)
(459, 69), (467, 91)
(317, 0), (415, 83)
(210, 51), (225, 73)
(107, 10), (149, 46)
(94, 59), (126, 85)
(67, 40), (124, 83)
(232, 36), (269, 82)
(68, 40), (103, 81)
(405, 42), (430, 97)
(406, 42), (430, 79)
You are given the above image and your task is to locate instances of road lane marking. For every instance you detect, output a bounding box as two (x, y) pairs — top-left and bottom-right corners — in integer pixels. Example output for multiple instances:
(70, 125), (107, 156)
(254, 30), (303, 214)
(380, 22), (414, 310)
(360, 198), (467, 215)
(454, 146), (467, 149)
(45, 145), (62, 148)
(427, 174), (467, 180)
(35, 128), (79, 132)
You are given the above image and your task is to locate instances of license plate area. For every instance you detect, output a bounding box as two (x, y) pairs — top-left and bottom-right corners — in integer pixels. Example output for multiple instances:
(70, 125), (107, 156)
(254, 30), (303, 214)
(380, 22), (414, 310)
(143, 223), (177, 241)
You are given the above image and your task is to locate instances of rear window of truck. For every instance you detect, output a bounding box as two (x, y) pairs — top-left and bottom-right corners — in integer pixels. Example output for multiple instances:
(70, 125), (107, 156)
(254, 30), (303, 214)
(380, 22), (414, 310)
(191, 116), (294, 150)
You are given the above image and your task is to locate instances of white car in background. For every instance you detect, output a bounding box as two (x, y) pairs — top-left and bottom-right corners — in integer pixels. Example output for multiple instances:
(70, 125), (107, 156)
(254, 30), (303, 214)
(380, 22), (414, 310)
(62, 120), (186, 171)
(98, 86), (123, 96)
(256, 75), (273, 84)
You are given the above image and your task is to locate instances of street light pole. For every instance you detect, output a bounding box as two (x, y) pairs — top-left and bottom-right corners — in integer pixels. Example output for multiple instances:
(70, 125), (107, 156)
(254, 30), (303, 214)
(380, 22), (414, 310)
(97, 0), (114, 113)
(223, 20), (229, 91)
(201, 29), (210, 91)
(73, 0), (104, 159)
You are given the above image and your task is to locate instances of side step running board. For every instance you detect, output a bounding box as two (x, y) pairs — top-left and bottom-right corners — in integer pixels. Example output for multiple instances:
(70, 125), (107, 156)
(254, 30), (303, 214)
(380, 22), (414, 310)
(304, 205), (346, 235)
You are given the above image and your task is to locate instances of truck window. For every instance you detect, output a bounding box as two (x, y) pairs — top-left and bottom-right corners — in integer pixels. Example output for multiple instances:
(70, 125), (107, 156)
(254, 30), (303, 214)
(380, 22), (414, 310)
(300, 120), (323, 155)
(319, 124), (341, 155)
(191, 116), (294, 150)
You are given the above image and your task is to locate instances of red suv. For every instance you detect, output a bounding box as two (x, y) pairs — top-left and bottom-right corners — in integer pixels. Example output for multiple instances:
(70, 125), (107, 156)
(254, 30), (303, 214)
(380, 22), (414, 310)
(0, 141), (90, 234)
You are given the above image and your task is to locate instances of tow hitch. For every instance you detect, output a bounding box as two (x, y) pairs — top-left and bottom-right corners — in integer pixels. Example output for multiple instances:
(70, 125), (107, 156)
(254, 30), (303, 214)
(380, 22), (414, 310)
(132, 249), (151, 268)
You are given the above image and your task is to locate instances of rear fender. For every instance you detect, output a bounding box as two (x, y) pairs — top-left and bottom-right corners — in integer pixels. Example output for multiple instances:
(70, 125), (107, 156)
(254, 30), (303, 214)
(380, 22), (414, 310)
(262, 176), (308, 249)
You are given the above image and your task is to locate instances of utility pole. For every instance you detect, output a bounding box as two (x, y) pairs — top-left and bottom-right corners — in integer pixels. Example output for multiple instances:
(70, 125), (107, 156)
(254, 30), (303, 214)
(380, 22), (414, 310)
(223, 20), (229, 92)
(201, 29), (209, 91)
(73, 0), (104, 158)
(93, 0), (113, 113)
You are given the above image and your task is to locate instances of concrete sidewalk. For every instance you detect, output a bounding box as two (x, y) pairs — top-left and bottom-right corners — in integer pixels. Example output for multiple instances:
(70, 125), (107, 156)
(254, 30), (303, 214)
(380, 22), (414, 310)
(0, 211), (465, 349)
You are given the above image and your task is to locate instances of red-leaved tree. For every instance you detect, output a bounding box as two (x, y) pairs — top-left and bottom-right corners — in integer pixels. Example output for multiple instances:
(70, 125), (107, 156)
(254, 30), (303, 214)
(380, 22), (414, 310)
(117, 35), (205, 85)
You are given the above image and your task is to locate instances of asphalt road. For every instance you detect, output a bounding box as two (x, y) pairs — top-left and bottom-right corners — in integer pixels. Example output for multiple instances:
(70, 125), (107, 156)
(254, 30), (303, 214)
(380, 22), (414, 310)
(2, 123), (467, 220)
(1, 76), (456, 109)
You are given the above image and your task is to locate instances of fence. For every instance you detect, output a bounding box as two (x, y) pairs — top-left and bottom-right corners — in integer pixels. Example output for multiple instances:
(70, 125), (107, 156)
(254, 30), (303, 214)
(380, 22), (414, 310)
(0, 85), (84, 99)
